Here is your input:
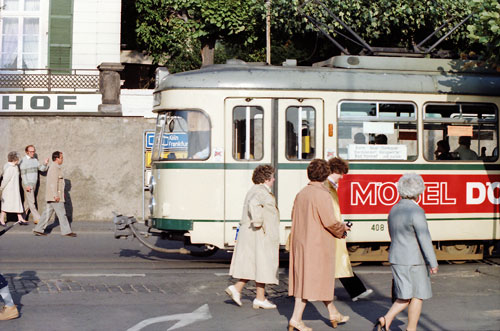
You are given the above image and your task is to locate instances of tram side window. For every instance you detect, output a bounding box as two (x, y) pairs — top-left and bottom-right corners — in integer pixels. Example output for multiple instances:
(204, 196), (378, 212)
(233, 106), (264, 160)
(338, 101), (417, 161)
(286, 106), (316, 160)
(423, 103), (498, 162)
(155, 110), (211, 160)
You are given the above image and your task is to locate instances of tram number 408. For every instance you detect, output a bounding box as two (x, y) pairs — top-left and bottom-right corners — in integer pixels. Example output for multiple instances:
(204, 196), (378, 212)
(371, 224), (385, 231)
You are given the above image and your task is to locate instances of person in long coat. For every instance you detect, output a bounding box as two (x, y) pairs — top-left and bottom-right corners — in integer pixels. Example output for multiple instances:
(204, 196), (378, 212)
(226, 165), (280, 309)
(0, 152), (27, 226)
(288, 159), (350, 331)
(375, 173), (438, 331)
(326, 157), (372, 302)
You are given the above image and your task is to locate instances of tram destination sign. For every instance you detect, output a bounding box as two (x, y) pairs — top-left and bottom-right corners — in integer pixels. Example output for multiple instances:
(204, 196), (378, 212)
(1, 94), (100, 112)
(340, 174), (500, 214)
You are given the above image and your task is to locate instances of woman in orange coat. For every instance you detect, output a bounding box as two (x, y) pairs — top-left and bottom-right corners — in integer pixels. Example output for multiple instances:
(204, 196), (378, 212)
(288, 159), (350, 331)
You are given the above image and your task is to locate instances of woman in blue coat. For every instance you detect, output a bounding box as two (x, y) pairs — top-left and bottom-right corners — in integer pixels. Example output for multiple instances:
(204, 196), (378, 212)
(375, 173), (438, 331)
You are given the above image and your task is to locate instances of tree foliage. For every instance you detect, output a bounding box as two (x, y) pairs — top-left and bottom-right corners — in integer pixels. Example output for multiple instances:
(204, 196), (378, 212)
(135, 0), (266, 72)
(466, 0), (500, 66)
(296, 0), (473, 54)
(133, 0), (499, 73)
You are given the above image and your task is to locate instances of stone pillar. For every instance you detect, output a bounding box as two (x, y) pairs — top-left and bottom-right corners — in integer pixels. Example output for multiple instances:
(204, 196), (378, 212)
(98, 62), (124, 113)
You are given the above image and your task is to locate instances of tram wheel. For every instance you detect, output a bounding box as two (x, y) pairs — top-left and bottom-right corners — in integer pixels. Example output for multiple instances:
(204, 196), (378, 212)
(442, 244), (478, 264)
(188, 244), (219, 257)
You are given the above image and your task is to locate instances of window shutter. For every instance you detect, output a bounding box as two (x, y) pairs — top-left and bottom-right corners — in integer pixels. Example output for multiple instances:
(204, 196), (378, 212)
(48, 0), (73, 72)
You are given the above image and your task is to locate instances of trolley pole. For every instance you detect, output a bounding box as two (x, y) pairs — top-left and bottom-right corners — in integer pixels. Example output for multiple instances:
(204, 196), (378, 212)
(266, 0), (271, 65)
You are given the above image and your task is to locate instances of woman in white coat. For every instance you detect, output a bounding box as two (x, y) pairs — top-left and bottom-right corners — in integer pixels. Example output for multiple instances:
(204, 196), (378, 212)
(226, 165), (280, 309)
(0, 152), (27, 226)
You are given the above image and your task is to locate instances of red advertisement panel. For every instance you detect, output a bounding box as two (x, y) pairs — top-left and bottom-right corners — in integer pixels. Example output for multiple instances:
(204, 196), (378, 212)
(338, 174), (500, 215)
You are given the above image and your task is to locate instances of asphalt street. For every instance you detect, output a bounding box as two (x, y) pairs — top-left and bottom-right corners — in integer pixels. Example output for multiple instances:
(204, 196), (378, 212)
(0, 221), (498, 331)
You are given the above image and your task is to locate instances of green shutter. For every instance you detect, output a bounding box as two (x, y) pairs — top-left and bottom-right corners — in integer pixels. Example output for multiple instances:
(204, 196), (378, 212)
(48, 0), (73, 72)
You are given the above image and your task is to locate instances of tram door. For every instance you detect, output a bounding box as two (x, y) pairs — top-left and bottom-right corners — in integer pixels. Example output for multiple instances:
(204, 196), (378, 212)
(276, 99), (324, 244)
(223, 98), (273, 246)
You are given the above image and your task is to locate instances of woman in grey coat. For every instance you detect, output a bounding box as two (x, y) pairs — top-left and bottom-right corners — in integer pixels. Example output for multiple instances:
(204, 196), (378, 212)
(226, 165), (280, 309)
(375, 173), (438, 331)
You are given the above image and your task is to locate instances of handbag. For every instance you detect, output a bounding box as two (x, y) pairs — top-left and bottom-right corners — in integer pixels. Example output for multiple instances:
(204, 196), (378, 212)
(334, 238), (354, 278)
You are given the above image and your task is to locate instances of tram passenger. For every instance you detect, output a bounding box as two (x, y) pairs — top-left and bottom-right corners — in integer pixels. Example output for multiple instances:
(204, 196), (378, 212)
(288, 159), (350, 331)
(434, 140), (454, 160)
(226, 165), (279, 309)
(325, 157), (373, 302)
(353, 132), (366, 144)
(375, 173), (438, 331)
(0, 152), (28, 226)
(374, 134), (388, 144)
(453, 136), (478, 160)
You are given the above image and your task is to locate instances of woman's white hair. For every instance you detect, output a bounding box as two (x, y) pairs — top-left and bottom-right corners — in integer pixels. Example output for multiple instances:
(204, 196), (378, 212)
(397, 173), (425, 199)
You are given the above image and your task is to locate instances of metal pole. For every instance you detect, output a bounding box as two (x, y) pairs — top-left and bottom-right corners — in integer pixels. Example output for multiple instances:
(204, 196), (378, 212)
(266, 0), (271, 65)
(245, 106), (251, 159)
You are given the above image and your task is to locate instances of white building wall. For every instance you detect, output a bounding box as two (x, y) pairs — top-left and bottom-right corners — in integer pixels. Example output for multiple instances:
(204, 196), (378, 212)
(121, 89), (155, 118)
(72, 0), (121, 69)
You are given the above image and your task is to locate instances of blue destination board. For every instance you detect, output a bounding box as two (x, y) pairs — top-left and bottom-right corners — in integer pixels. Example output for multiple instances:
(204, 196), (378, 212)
(163, 133), (188, 150)
(144, 132), (188, 150)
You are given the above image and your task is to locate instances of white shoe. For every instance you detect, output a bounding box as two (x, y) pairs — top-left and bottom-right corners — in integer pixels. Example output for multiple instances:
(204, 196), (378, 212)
(225, 285), (242, 306)
(252, 298), (276, 309)
(352, 288), (373, 302)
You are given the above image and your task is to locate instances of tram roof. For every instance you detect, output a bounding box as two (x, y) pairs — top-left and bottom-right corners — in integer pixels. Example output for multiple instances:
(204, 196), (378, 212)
(157, 56), (500, 97)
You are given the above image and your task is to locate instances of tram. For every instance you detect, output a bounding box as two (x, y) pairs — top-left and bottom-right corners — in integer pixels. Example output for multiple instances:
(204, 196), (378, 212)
(146, 55), (500, 261)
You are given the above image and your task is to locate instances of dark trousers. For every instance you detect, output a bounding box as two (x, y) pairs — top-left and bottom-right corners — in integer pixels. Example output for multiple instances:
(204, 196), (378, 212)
(339, 272), (367, 299)
(0, 274), (8, 289)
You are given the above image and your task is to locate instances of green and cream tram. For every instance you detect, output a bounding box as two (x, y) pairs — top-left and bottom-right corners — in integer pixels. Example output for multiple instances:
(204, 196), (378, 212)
(147, 55), (500, 261)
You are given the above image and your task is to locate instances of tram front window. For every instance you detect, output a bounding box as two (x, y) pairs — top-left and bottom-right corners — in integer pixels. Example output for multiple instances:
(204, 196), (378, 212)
(152, 110), (211, 161)
(423, 103), (498, 162)
(338, 101), (417, 161)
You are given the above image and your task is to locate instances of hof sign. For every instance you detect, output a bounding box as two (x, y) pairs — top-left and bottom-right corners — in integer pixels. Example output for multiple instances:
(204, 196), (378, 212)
(1, 94), (100, 112)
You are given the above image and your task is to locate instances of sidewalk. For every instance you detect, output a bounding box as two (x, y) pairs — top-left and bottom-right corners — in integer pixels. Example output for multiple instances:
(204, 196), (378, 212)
(6, 220), (115, 233)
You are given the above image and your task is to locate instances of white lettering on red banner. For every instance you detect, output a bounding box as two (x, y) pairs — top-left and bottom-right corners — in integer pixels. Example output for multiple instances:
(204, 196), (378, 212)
(340, 174), (500, 214)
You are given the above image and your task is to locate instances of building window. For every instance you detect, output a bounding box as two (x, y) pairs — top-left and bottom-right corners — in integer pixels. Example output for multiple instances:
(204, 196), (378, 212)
(286, 106), (316, 160)
(233, 106), (263, 161)
(338, 101), (417, 161)
(423, 103), (498, 162)
(0, 0), (41, 68)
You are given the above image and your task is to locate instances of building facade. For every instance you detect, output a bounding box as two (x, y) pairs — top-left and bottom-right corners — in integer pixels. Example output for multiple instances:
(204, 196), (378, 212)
(1, 0), (120, 70)
(0, 0), (155, 221)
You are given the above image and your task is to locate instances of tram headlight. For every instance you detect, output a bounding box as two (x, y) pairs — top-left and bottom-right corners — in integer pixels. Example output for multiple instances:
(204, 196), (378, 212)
(149, 196), (156, 215)
(148, 175), (156, 194)
(153, 92), (161, 106)
(155, 67), (170, 90)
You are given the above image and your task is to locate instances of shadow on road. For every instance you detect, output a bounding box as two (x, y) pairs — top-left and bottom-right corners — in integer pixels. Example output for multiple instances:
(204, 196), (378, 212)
(5, 271), (41, 316)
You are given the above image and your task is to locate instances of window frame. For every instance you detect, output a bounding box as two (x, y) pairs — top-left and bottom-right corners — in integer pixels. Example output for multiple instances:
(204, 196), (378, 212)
(0, 0), (42, 69)
(285, 105), (317, 161)
(232, 105), (264, 161)
(153, 109), (212, 162)
(423, 102), (498, 162)
(337, 100), (418, 162)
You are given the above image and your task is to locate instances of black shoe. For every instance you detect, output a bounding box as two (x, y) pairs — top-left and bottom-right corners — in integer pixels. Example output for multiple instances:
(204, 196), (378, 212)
(374, 317), (387, 331)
